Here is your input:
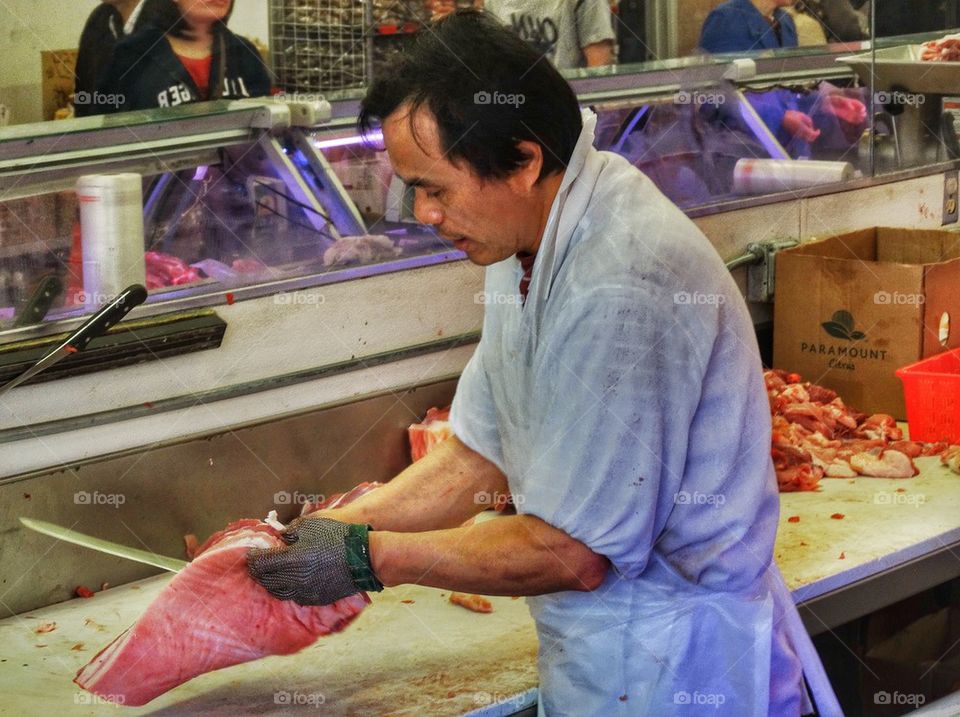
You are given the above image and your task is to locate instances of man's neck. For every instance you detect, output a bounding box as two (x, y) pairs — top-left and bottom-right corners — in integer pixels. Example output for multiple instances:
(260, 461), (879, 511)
(751, 0), (779, 19)
(526, 172), (565, 255)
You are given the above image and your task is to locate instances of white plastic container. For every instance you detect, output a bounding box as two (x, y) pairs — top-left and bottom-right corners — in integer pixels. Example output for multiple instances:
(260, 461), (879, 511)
(733, 159), (855, 194)
(76, 174), (146, 311)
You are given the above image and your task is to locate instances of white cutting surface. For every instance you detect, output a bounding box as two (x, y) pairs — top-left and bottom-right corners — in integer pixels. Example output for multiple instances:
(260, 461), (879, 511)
(0, 582), (538, 716)
(2, 458), (958, 716)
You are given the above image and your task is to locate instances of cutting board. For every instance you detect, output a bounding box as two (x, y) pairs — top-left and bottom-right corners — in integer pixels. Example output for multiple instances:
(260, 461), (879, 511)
(0, 582), (538, 716)
(776, 456), (960, 595)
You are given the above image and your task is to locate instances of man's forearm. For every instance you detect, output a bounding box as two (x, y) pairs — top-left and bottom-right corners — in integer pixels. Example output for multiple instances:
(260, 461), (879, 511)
(369, 514), (610, 595)
(312, 436), (507, 532)
(583, 40), (615, 67)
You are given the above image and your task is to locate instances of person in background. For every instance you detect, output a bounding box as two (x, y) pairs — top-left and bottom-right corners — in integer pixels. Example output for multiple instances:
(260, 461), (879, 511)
(428, 0), (616, 68)
(792, 0), (868, 43)
(699, 0), (865, 157)
(699, 0), (798, 54)
(74, 0), (164, 117)
(96, 0), (271, 114)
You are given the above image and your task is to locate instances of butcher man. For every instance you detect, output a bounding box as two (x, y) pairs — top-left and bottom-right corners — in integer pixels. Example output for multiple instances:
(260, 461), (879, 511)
(249, 10), (835, 716)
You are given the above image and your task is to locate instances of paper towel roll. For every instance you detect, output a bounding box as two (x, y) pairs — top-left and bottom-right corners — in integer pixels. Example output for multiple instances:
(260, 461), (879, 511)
(77, 174), (146, 311)
(733, 159), (855, 195)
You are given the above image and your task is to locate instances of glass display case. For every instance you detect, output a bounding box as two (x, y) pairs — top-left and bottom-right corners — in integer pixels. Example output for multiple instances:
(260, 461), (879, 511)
(4, 13), (960, 347)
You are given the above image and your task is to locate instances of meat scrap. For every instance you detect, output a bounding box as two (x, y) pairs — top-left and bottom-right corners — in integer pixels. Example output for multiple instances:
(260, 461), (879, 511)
(35, 622), (56, 634)
(145, 251), (202, 290)
(409, 406), (453, 463)
(449, 592), (493, 614)
(921, 34), (960, 62)
(765, 369), (958, 492)
(943, 446), (960, 475)
(75, 488), (373, 707)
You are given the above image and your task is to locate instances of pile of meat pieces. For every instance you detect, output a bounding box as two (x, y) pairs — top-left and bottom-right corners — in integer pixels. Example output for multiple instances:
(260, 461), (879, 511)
(921, 34), (960, 62)
(766, 370), (957, 492)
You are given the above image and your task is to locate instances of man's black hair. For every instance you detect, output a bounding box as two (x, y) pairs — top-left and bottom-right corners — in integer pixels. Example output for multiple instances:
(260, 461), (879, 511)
(141, 0), (235, 40)
(360, 9), (583, 182)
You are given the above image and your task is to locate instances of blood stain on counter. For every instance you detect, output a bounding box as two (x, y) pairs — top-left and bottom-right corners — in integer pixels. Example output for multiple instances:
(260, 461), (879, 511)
(34, 622), (56, 634)
(830, 513), (845, 520)
(401, 600), (415, 604)
(838, 552), (846, 559)
(71, 643), (85, 651)
(787, 516), (800, 523)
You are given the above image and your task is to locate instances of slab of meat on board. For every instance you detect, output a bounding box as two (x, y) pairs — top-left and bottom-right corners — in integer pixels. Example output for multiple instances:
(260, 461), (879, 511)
(75, 490), (371, 706)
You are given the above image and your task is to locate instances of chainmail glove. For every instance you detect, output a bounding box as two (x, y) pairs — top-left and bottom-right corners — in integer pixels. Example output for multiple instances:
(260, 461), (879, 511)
(247, 516), (383, 606)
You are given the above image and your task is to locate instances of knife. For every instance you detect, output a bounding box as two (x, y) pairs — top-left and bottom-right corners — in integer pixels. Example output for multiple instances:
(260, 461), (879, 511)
(0, 284), (147, 398)
(12, 274), (63, 329)
(19, 517), (187, 573)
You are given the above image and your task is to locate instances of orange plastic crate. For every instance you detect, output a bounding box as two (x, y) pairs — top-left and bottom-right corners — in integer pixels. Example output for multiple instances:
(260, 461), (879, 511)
(896, 348), (960, 443)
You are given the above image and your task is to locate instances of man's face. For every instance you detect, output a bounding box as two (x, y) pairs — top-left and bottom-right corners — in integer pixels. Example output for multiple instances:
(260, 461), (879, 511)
(381, 105), (542, 266)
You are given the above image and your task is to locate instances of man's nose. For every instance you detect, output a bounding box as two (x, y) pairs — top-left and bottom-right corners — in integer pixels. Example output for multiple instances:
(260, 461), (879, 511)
(413, 193), (444, 226)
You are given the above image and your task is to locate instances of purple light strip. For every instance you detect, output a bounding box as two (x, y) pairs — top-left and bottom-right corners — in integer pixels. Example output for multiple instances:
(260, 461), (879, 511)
(313, 130), (384, 150)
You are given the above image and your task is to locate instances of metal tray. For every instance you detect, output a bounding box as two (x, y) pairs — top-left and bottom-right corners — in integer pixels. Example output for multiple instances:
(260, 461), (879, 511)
(838, 44), (960, 95)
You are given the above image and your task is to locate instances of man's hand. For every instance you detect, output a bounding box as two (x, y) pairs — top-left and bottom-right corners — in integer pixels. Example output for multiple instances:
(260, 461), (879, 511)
(247, 517), (383, 606)
(821, 94), (867, 126)
(782, 110), (821, 142)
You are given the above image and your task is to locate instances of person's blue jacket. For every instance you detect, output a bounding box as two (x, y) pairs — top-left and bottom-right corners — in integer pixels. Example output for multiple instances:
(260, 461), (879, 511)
(699, 0), (798, 53)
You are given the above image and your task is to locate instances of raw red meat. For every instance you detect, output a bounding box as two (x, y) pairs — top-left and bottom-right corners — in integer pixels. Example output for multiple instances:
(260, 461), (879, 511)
(408, 406), (453, 462)
(145, 251), (202, 290)
(922, 34), (960, 62)
(75, 489), (372, 707)
(765, 369), (957, 491)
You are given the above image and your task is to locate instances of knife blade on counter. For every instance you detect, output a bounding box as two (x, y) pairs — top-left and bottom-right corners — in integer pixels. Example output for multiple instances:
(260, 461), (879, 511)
(0, 284), (148, 398)
(19, 517), (187, 573)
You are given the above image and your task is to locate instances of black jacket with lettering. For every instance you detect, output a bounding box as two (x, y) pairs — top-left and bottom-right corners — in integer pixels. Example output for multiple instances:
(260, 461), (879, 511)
(96, 26), (272, 114)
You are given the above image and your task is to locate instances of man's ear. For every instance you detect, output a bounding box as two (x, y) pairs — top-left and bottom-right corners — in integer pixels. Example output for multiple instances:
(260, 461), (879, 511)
(506, 141), (545, 194)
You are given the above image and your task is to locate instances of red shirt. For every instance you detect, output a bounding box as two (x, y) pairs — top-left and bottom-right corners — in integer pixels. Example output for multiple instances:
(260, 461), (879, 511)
(177, 54), (212, 99)
(518, 252), (536, 303)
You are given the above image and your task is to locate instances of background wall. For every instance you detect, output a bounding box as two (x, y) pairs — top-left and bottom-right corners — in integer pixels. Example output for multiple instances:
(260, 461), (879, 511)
(0, 0), (269, 125)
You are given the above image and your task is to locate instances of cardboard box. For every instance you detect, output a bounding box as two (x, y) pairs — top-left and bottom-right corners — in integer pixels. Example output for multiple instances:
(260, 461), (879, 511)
(773, 228), (960, 419)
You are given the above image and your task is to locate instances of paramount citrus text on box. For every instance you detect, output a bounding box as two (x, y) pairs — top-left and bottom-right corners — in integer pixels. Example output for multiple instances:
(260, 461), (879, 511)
(773, 227), (960, 418)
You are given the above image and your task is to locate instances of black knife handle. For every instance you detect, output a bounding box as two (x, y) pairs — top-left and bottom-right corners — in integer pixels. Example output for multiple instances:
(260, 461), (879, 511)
(66, 284), (148, 352)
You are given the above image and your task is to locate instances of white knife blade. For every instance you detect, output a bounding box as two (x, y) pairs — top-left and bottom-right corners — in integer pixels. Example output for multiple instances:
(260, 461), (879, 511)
(19, 517), (187, 573)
